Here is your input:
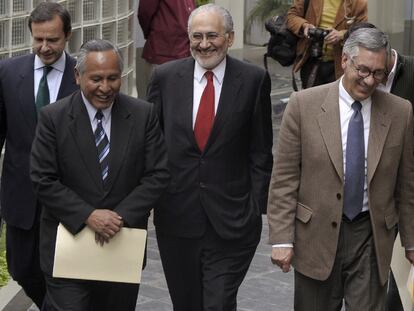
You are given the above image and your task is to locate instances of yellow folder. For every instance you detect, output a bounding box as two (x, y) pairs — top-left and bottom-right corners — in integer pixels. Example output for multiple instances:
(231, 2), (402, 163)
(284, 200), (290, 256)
(53, 223), (147, 284)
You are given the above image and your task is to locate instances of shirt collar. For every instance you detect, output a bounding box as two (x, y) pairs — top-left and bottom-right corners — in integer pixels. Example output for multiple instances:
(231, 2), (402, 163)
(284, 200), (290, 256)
(339, 77), (371, 108)
(34, 52), (66, 72)
(387, 49), (398, 80)
(194, 57), (226, 85)
(81, 92), (113, 124)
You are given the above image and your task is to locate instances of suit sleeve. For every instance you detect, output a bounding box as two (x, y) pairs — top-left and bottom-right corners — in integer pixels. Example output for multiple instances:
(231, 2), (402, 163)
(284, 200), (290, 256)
(113, 103), (170, 226)
(250, 70), (273, 214)
(147, 67), (163, 129)
(138, 0), (161, 38)
(286, 0), (307, 36)
(267, 92), (302, 244)
(396, 101), (414, 248)
(30, 108), (94, 235)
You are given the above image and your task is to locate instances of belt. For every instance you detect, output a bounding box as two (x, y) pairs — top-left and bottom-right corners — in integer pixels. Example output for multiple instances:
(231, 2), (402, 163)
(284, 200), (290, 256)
(342, 211), (370, 223)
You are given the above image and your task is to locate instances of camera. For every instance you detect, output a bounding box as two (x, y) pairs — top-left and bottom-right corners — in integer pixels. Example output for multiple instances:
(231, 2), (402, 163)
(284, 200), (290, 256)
(308, 27), (330, 59)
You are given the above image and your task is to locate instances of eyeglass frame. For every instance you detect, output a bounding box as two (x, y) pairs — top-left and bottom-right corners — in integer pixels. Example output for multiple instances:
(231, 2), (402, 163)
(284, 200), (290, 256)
(349, 57), (388, 82)
(189, 32), (229, 43)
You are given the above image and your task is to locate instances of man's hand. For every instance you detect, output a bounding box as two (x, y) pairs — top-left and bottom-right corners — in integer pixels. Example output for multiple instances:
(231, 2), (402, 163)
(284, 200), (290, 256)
(406, 250), (414, 264)
(303, 23), (315, 38)
(271, 247), (294, 273)
(324, 29), (345, 45)
(86, 209), (123, 243)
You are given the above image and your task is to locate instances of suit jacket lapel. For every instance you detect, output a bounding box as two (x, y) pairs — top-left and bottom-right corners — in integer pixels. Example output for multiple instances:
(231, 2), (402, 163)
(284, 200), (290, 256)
(57, 53), (78, 99)
(204, 56), (242, 152)
(317, 81), (343, 180)
(104, 96), (132, 191)
(68, 91), (103, 191)
(367, 91), (391, 183)
(17, 54), (37, 132)
(177, 59), (198, 150)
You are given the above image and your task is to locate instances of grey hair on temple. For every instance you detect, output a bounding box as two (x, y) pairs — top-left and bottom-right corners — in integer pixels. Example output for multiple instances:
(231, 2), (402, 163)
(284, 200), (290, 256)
(75, 39), (124, 74)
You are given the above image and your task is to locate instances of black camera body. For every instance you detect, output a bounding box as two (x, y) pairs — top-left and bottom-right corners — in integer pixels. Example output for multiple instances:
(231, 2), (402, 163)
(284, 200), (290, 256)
(308, 27), (330, 59)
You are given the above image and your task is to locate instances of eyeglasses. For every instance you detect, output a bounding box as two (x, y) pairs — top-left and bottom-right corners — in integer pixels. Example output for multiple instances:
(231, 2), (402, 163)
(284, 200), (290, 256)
(349, 58), (387, 82)
(189, 32), (227, 43)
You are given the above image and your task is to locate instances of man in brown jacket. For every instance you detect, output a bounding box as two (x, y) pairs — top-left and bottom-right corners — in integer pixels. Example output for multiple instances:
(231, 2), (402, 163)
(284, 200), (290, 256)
(268, 27), (414, 310)
(287, 0), (367, 88)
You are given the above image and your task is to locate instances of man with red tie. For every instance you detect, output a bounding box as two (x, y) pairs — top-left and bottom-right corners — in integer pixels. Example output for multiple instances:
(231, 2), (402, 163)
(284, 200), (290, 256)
(147, 4), (273, 310)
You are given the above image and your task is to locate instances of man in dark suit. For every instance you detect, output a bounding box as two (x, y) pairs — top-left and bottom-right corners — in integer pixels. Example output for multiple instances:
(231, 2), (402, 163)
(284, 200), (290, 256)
(0, 2), (77, 307)
(268, 27), (414, 310)
(30, 39), (170, 310)
(147, 4), (273, 310)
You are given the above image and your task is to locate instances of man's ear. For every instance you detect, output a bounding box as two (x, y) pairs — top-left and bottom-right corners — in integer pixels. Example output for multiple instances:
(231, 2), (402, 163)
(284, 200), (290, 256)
(74, 68), (80, 85)
(227, 31), (235, 48)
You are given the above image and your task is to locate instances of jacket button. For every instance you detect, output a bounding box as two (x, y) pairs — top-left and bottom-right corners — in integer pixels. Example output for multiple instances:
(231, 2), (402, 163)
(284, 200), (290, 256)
(332, 222), (337, 228)
(336, 193), (341, 200)
(200, 182), (206, 188)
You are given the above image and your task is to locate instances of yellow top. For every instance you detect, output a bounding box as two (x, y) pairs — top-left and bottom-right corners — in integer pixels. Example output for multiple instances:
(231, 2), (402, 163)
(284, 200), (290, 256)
(319, 0), (342, 61)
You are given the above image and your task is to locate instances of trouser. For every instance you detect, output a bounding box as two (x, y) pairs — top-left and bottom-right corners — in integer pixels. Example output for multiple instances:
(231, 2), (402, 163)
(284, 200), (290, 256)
(42, 275), (139, 311)
(300, 58), (335, 89)
(294, 213), (387, 311)
(6, 220), (46, 309)
(156, 222), (260, 311)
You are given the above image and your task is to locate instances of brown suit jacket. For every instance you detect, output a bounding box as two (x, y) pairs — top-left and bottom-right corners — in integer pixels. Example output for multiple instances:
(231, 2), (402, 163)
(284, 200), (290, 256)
(267, 80), (414, 285)
(286, 0), (367, 78)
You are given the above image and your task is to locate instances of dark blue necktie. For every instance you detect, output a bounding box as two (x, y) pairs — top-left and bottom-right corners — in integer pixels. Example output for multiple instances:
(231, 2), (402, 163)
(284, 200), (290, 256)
(95, 110), (110, 183)
(36, 66), (53, 112)
(343, 101), (365, 221)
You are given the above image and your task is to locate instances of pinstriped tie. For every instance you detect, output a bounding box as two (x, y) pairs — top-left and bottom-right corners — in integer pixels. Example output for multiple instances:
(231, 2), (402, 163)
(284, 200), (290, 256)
(95, 110), (110, 183)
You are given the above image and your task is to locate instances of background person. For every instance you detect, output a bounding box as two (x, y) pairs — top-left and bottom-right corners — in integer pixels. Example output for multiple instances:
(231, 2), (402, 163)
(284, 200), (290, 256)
(0, 2), (77, 307)
(137, 0), (195, 97)
(287, 0), (367, 88)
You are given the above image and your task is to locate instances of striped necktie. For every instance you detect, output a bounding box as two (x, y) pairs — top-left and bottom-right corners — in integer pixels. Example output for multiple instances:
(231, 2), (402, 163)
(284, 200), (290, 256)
(94, 110), (110, 183)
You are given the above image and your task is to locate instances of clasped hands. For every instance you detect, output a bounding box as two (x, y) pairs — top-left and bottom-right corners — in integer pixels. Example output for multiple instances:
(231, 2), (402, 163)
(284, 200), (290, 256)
(86, 209), (123, 246)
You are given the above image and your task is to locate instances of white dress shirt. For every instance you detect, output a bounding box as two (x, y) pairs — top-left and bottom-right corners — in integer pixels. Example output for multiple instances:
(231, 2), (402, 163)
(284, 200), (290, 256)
(192, 58), (226, 128)
(82, 92), (113, 141)
(34, 52), (66, 104)
(377, 49), (398, 94)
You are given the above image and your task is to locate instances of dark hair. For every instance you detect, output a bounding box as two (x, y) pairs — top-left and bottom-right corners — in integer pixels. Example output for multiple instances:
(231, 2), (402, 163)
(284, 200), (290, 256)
(28, 2), (72, 37)
(76, 39), (124, 74)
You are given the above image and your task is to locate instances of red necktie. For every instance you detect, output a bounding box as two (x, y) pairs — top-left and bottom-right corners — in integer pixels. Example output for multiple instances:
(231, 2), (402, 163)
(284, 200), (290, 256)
(194, 71), (215, 151)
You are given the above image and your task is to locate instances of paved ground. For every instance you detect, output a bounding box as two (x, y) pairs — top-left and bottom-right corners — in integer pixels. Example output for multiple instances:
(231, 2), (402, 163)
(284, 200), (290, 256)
(4, 45), (297, 310)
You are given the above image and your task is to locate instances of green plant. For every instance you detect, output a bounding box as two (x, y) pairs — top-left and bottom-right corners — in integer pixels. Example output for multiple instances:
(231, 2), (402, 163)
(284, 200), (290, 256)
(245, 0), (292, 35)
(196, 0), (211, 7)
(0, 225), (9, 287)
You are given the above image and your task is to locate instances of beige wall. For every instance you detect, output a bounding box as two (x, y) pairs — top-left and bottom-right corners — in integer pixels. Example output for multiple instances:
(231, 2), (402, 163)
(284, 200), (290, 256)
(214, 0), (245, 51)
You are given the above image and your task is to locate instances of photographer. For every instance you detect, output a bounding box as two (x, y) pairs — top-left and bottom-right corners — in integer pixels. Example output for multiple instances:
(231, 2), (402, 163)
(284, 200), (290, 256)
(287, 0), (367, 88)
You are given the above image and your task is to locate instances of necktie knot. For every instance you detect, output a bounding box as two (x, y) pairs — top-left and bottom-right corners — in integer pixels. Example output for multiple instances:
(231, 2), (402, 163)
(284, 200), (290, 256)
(352, 101), (362, 112)
(95, 110), (104, 121)
(205, 71), (214, 82)
(43, 66), (53, 76)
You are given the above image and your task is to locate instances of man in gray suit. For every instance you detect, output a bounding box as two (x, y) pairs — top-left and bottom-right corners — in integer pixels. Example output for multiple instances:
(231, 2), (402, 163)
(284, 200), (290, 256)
(268, 28), (414, 310)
